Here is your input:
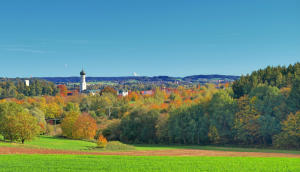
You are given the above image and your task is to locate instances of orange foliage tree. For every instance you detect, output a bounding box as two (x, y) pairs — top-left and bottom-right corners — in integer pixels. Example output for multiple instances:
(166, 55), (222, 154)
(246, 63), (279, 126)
(72, 113), (97, 140)
(57, 85), (68, 97)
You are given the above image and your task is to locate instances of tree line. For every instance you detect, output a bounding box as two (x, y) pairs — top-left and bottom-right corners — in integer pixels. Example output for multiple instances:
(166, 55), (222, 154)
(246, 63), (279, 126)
(0, 79), (58, 99)
(101, 63), (300, 148)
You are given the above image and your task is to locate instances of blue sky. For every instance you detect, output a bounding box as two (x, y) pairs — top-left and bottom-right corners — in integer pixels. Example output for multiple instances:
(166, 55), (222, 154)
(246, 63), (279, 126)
(0, 0), (299, 77)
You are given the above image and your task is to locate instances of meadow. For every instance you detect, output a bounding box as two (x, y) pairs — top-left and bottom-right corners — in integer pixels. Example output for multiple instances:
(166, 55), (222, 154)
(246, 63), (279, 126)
(2, 135), (300, 154)
(1, 136), (300, 171)
(0, 135), (296, 154)
(1, 154), (300, 172)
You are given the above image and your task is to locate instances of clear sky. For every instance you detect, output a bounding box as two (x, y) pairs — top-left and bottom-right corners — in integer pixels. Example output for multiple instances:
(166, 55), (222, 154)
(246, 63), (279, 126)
(0, 0), (299, 77)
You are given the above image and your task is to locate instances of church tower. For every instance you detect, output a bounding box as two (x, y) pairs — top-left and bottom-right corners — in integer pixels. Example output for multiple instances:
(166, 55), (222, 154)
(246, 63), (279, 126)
(80, 69), (87, 92)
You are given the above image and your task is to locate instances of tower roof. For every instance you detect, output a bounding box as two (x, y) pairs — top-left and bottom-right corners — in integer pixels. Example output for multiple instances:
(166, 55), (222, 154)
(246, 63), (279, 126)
(80, 70), (86, 75)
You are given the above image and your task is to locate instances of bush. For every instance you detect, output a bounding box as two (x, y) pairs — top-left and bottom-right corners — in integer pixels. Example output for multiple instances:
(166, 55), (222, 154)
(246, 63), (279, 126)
(105, 141), (136, 151)
(97, 135), (108, 148)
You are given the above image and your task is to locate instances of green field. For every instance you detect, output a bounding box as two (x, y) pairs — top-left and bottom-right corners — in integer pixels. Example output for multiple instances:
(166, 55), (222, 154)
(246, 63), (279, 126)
(0, 136), (97, 151)
(2, 135), (300, 154)
(1, 136), (300, 171)
(0, 154), (300, 172)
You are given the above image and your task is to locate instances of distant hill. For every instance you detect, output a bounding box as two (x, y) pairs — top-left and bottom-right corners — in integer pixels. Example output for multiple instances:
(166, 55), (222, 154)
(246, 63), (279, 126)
(183, 75), (240, 82)
(38, 75), (240, 84)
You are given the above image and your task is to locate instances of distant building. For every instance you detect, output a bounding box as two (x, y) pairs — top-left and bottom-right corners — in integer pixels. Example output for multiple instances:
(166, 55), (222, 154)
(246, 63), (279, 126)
(118, 90), (129, 97)
(80, 69), (87, 92)
(141, 90), (154, 95)
(25, 80), (30, 86)
(88, 90), (100, 96)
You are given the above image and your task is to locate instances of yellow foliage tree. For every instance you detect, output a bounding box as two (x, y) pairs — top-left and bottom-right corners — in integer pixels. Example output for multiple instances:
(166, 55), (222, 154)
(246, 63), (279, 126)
(61, 111), (80, 138)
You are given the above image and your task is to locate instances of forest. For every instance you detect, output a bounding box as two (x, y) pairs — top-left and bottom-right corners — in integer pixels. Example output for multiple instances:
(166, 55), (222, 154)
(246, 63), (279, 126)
(0, 62), (299, 149)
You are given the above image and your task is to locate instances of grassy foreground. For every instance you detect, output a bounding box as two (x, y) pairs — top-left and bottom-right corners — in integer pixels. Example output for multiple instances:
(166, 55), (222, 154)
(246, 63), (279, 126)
(0, 154), (300, 172)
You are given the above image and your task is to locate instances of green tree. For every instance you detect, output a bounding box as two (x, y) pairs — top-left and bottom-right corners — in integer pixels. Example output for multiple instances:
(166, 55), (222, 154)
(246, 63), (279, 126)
(288, 77), (300, 113)
(249, 85), (283, 145)
(208, 90), (237, 144)
(120, 108), (159, 143)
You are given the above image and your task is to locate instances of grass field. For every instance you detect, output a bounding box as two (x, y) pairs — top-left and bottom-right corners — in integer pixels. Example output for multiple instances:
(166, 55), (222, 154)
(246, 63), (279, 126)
(2, 136), (300, 171)
(0, 154), (300, 172)
(0, 136), (97, 151)
(2, 135), (300, 154)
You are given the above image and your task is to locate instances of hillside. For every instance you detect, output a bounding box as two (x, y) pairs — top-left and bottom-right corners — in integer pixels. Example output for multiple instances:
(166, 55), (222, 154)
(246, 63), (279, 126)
(39, 74), (239, 84)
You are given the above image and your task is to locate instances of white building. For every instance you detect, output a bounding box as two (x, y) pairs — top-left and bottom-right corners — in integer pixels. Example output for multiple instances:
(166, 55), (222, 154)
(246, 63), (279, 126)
(25, 80), (30, 86)
(80, 70), (87, 92)
(118, 90), (129, 97)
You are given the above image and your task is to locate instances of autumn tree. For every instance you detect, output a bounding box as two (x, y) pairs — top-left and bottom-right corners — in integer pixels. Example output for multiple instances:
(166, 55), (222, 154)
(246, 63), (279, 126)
(57, 85), (68, 97)
(72, 113), (97, 140)
(100, 86), (117, 96)
(0, 102), (24, 141)
(0, 102), (40, 143)
(64, 102), (80, 113)
(45, 102), (64, 119)
(234, 96), (260, 145)
(15, 112), (40, 144)
(61, 111), (80, 138)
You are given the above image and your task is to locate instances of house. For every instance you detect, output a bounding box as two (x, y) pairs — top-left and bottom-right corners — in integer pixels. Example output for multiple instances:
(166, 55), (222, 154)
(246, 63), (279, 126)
(118, 90), (129, 97)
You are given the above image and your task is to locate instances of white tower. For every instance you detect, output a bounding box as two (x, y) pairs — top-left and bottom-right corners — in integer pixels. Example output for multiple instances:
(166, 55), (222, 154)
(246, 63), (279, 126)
(80, 70), (87, 92)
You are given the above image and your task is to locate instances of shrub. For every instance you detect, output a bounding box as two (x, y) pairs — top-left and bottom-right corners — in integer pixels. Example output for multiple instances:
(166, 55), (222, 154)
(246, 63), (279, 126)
(105, 141), (136, 151)
(97, 135), (108, 148)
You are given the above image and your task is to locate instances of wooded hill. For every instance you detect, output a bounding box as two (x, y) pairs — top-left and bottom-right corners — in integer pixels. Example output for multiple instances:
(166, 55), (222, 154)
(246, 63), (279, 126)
(38, 74), (239, 84)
